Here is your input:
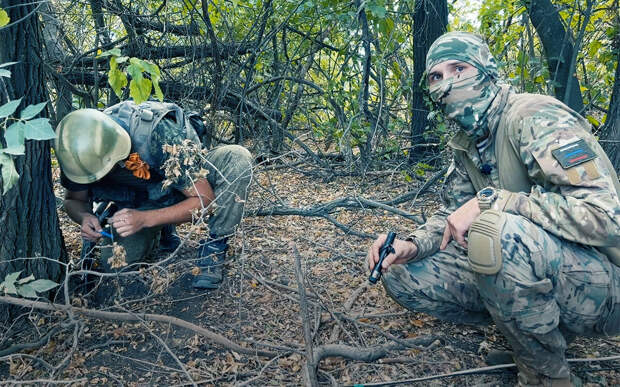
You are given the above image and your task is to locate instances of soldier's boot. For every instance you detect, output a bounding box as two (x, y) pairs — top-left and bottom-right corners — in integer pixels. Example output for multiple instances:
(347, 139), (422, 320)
(515, 360), (581, 387)
(485, 349), (514, 366)
(159, 224), (181, 253)
(192, 236), (228, 289)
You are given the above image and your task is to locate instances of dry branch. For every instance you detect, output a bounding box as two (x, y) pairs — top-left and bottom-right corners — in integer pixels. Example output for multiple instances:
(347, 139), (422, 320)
(292, 243), (319, 387)
(0, 296), (277, 358)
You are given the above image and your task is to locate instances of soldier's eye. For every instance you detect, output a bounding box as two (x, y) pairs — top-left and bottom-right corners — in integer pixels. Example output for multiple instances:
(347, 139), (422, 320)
(429, 73), (442, 82)
(455, 65), (465, 72)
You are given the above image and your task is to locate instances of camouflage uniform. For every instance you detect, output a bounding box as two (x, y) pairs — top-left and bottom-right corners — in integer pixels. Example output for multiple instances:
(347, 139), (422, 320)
(61, 116), (253, 266)
(383, 32), (620, 381)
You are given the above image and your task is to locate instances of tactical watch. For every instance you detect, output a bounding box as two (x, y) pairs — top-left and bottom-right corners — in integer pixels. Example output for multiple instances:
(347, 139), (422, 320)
(477, 186), (498, 211)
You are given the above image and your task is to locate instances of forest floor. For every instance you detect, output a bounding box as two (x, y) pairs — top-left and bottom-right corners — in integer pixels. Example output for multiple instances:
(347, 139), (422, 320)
(1, 158), (619, 386)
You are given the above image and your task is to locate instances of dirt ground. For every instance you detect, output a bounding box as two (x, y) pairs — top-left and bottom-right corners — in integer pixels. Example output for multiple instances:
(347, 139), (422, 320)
(0, 161), (619, 386)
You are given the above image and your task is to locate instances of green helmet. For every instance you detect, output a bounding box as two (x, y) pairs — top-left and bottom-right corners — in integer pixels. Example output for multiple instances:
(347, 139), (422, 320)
(55, 109), (131, 184)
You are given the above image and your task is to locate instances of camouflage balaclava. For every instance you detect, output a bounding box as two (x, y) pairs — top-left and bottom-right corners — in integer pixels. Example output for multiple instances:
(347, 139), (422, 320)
(426, 32), (501, 138)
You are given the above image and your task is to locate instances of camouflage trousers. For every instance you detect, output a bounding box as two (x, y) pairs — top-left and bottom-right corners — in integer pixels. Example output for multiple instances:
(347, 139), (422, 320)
(383, 213), (620, 379)
(100, 145), (253, 268)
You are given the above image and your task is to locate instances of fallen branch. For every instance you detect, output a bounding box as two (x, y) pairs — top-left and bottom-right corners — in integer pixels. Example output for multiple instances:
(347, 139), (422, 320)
(0, 296), (277, 358)
(250, 195), (424, 224)
(349, 355), (620, 386)
(292, 243), (319, 387)
(330, 282), (368, 343)
(0, 325), (63, 357)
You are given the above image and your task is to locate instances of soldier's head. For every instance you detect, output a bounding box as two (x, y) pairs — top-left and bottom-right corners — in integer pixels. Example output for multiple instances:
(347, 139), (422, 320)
(55, 109), (131, 184)
(426, 31), (501, 138)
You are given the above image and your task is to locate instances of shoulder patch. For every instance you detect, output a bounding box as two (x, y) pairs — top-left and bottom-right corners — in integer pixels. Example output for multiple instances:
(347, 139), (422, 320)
(551, 139), (597, 169)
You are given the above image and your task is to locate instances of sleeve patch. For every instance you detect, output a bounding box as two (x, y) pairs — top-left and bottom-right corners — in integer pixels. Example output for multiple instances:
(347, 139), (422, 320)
(551, 139), (597, 169)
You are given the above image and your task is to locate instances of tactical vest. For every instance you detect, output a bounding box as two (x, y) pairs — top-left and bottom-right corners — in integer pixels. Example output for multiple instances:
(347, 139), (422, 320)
(448, 92), (620, 266)
(103, 101), (200, 167)
(89, 101), (199, 208)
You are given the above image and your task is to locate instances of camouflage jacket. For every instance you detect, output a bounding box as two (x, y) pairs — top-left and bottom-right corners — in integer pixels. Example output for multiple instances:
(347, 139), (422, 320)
(410, 87), (620, 260)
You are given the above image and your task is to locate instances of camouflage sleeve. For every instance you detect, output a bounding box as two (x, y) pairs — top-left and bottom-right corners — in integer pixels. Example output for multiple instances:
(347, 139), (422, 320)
(408, 157), (477, 260)
(495, 108), (620, 247)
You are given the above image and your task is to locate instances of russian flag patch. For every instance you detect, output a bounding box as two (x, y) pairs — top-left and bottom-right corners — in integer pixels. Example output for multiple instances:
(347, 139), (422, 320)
(551, 139), (597, 169)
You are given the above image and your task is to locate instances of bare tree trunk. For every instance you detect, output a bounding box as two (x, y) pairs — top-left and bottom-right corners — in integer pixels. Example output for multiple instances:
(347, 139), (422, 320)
(600, 30), (620, 173)
(0, 1), (66, 319)
(525, 0), (584, 113)
(410, 0), (448, 163)
(356, 0), (374, 170)
(40, 2), (73, 124)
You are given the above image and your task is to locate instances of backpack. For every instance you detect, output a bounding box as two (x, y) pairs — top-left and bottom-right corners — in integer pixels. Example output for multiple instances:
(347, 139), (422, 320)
(103, 101), (202, 167)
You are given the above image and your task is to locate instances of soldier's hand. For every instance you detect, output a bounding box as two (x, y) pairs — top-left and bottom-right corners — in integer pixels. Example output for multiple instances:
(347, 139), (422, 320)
(81, 214), (103, 242)
(110, 208), (147, 237)
(367, 234), (418, 272)
(441, 197), (480, 249)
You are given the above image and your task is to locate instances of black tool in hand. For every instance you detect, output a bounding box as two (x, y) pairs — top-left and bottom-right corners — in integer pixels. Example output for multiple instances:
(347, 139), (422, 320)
(368, 231), (396, 284)
(80, 202), (119, 283)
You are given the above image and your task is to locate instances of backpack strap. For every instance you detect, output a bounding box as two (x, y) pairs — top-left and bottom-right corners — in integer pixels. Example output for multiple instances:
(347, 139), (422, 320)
(448, 130), (492, 192)
(494, 94), (533, 193)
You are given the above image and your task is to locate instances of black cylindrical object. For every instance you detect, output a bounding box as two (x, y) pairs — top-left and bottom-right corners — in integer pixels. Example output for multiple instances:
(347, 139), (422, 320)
(368, 231), (396, 284)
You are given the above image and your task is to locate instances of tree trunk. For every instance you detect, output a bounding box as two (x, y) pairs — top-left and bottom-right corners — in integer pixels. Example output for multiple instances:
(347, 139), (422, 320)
(600, 32), (620, 173)
(40, 1), (73, 125)
(410, 0), (448, 163)
(525, 0), (584, 113)
(0, 1), (66, 315)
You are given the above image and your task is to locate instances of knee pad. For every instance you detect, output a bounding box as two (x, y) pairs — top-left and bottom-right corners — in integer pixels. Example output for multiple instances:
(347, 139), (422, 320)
(467, 210), (507, 275)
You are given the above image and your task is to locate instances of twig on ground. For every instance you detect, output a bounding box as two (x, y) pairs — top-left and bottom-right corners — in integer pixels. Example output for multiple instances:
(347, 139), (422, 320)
(349, 354), (620, 386)
(0, 295), (277, 358)
(235, 353), (284, 387)
(292, 243), (319, 387)
(0, 378), (88, 386)
(0, 325), (63, 357)
(330, 282), (368, 343)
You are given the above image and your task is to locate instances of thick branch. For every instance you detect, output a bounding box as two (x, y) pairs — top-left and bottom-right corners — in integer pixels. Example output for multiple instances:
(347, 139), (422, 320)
(0, 295), (277, 358)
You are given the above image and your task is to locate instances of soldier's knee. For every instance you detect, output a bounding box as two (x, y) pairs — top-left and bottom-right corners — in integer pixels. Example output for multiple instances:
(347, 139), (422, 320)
(382, 265), (423, 311)
(225, 145), (252, 163)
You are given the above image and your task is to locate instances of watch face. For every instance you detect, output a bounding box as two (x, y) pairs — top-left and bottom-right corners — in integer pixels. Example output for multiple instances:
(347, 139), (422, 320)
(481, 188), (494, 198)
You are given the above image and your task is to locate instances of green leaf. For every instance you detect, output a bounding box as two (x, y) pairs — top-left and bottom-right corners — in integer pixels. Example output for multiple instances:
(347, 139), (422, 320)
(141, 60), (160, 77)
(0, 98), (22, 119)
(3, 280), (16, 295)
(23, 118), (56, 140)
(28, 279), (59, 293)
(108, 68), (128, 97)
(3, 122), (25, 155)
(126, 63), (144, 80)
(586, 115), (600, 127)
(0, 62), (17, 68)
(0, 153), (19, 194)
(0, 8), (9, 27)
(17, 274), (35, 285)
(98, 48), (122, 58)
(16, 284), (37, 298)
(129, 78), (152, 105)
(5, 271), (21, 284)
(20, 102), (47, 120)
(115, 56), (130, 64)
(152, 78), (164, 101)
(0, 69), (10, 78)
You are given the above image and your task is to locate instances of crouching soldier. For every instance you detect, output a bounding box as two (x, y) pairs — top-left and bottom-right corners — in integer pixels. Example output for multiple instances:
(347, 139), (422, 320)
(55, 101), (253, 290)
(368, 32), (620, 386)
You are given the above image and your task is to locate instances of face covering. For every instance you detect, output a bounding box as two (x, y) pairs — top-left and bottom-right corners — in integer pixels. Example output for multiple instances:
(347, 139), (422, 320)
(428, 68), (500, 136)
(426, 32), (502, 138)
